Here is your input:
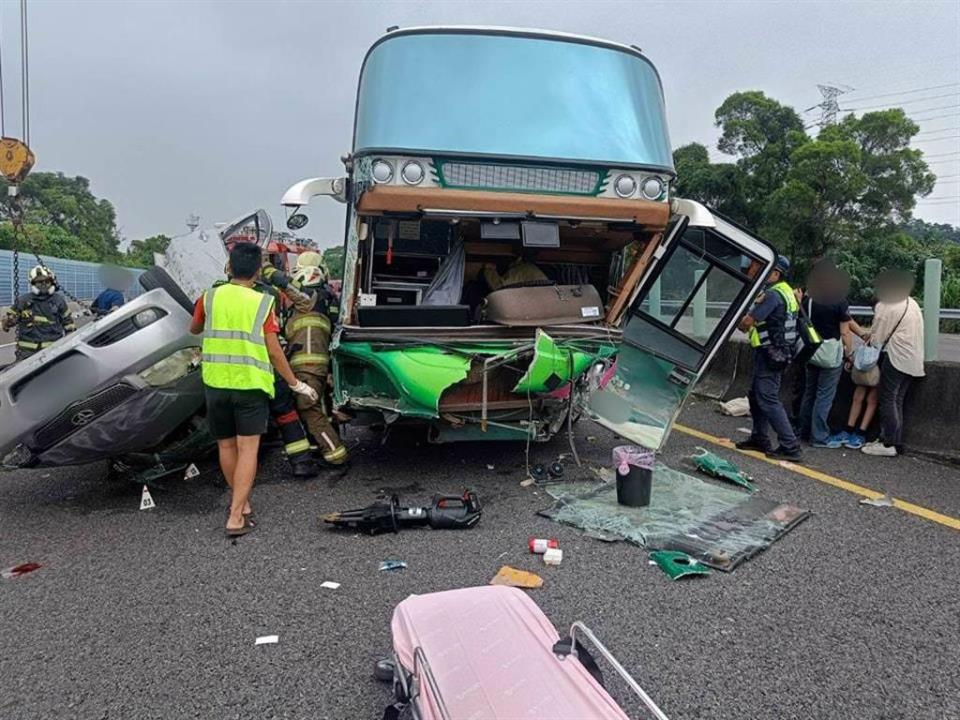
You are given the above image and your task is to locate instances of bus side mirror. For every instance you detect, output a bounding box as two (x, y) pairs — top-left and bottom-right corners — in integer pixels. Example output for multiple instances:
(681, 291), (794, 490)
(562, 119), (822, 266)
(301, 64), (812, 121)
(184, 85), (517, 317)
(286, 214), (310, 230)
(281, 177), (348, 207)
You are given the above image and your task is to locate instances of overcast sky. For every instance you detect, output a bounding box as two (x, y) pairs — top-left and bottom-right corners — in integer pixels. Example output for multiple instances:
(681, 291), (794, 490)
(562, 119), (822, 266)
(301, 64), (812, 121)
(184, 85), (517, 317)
(9, 0), (960, 248)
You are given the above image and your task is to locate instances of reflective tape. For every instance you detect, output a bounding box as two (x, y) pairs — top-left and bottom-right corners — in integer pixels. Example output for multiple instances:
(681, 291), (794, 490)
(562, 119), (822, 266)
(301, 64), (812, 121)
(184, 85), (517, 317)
(285, 439), (311, 455)
(288, 315), (330, 334)
(290, 353), (329, 368)
(201, 353), (273, 373)
(323, 444), (348, 464)
(16, 340), (52, 349)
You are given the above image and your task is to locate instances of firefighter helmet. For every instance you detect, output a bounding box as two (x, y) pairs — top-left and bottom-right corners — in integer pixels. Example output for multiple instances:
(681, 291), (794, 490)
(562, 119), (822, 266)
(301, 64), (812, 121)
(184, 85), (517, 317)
(28, 265), (56, 295)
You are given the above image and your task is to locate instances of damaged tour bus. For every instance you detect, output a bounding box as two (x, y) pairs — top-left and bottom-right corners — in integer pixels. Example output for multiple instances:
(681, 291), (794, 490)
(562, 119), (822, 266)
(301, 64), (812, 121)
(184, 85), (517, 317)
(282, 26), (776, 451)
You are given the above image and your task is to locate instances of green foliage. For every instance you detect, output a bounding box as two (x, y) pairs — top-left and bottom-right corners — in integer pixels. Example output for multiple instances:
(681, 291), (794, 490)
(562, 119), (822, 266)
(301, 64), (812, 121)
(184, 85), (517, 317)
(323, 245), (345, 280)
(124, 234), (171, 268)
(0, 172), (121, 262)
(674, 93), (956, 306)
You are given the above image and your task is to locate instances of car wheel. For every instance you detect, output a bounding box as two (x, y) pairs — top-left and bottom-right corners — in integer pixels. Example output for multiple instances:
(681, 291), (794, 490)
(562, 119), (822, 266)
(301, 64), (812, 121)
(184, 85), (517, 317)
(139, 266), (195, 313)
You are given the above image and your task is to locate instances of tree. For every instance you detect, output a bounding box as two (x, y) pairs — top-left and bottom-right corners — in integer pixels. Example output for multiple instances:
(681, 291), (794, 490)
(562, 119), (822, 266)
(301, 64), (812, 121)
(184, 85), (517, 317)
(0, 172), (121, 262)
(124, 234), (171, 267)
(323, 245), (345, 280)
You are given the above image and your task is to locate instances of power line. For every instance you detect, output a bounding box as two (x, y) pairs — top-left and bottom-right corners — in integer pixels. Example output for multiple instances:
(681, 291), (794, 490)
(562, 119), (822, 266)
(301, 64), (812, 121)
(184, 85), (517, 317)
(841, 82), (960, 104)
(842, 93), (960, 112)
(922, 151), (960, 158)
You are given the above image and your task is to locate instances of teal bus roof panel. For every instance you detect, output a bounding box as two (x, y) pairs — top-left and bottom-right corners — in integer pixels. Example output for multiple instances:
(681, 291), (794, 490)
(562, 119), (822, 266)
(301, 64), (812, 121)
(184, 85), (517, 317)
(355, 30), (674, 173)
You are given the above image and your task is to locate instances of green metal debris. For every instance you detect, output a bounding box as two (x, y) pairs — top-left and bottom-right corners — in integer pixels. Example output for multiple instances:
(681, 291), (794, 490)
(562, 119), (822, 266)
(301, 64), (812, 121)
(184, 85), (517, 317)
(512, 329), (597, 394)
(335, 342), (471, 418)
(691, 447), (755, 491)
(649, 550), (711, 580)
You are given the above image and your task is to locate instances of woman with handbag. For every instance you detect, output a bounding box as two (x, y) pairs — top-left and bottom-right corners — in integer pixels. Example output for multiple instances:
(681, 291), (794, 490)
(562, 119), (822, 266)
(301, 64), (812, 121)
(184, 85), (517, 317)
(797, 262), (867, 447)
(860, 271), (925, 457)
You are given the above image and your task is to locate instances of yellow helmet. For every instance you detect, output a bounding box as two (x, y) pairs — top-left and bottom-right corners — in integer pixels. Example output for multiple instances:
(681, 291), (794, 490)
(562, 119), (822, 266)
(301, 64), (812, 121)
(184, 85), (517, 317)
(296, 251), (324, 270)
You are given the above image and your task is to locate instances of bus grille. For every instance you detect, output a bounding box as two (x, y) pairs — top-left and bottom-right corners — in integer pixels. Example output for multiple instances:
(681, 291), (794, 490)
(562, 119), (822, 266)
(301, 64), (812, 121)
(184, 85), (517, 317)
(440, 162), (601, 195)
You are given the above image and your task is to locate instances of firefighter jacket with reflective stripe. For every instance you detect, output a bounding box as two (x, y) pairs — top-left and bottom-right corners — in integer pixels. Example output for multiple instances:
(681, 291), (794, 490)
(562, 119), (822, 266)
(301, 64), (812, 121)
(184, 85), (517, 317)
(282, 285), (337, 373)
(4, 292), (75, 350)
(748, 281), (799, 349)
(201, 283), (276, 398)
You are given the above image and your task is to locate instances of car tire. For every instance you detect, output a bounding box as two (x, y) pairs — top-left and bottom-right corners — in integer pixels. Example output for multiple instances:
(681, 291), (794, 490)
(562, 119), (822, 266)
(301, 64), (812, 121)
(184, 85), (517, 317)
(139, 266), (195, 313)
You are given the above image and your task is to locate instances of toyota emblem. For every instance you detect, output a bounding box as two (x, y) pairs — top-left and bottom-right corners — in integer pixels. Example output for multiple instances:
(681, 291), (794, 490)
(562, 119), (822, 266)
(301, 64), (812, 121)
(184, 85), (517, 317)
(71, 409), (96, 427)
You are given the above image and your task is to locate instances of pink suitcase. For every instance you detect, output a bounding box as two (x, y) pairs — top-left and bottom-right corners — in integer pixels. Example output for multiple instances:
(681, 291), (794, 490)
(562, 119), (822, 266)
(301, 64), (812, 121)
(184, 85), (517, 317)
(379, 585), (669, 719)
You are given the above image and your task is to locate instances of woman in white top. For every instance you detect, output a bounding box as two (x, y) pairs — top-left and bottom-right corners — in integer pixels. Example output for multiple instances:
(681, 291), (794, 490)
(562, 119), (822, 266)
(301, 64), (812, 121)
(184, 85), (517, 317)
(861, 270), (925, 457)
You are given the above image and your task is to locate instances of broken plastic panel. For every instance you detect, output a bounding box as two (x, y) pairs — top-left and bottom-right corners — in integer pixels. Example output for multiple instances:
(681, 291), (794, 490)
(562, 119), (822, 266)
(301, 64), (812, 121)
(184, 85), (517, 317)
(540, 464), (809, 571)
(649, 550), (710, 580)
(691, 448), (755, 491)
(512, 330), (598, 394)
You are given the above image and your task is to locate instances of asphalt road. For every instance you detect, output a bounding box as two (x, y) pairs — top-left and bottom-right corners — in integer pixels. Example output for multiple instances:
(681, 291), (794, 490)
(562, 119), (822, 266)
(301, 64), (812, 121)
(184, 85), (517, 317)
(2, 402), (959, 720)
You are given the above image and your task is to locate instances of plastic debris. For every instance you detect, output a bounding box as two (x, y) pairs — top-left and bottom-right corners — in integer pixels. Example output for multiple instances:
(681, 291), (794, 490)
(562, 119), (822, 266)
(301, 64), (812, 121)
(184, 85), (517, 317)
(649, 550), (710, 580)
(486, 464), (495, 470)
(529, 537), (559, 554)
(691, 448), (755, 491)
(183, 463), (200, 479)
(255, 635), (279, 645)
(736, 427), (752, 434)
(543, 548), (563, 566)
(586, 436), (598, 443)
(860, 494), (895, 507)
(379, 560), (407, 572)
(1, 562), (41, 579)
(490, 565), (543, 589)
(139, 485), (156, 510)
(591, 466), (616, 484)
(320, 581), (341, 589)
(520, 477), (536, 487)
(718, 397), (751, 417)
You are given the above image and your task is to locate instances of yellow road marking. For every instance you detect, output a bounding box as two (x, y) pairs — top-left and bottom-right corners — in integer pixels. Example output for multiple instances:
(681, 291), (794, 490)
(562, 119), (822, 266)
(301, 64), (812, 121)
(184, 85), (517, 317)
(674, 423), (960, 531)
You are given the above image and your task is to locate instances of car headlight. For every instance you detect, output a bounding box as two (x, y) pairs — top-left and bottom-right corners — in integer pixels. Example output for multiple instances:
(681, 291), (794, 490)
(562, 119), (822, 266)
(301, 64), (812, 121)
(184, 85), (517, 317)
(614, 174), (637, 198)
(372, 159), (393, 184)
(138, 348), (200, 387)
(401, 161), (425, 185)
(641, 176), (665, 200)
(132, 308), (163, 328)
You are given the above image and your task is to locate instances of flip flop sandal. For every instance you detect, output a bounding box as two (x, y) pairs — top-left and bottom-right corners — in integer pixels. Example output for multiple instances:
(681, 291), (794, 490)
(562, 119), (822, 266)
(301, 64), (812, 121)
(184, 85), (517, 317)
(225, 520), (256, 538)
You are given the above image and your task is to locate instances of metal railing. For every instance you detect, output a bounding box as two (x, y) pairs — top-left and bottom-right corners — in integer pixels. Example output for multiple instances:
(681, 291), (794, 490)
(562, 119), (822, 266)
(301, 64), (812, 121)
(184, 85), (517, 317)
(653, 299), (960, 321)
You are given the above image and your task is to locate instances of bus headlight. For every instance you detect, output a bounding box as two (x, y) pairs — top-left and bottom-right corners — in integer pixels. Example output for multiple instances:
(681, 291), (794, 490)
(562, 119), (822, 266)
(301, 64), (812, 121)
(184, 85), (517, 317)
(614, 174), (637, 198)
(372, 160), (393, 184)
(401, 161), (425, 185)
(641, 176), (665, 200)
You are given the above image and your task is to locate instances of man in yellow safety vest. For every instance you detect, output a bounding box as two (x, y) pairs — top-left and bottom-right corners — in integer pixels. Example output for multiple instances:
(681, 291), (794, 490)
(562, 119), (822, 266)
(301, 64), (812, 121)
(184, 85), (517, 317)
(735, 255), (804, 463)
(190, 243), (318, 537)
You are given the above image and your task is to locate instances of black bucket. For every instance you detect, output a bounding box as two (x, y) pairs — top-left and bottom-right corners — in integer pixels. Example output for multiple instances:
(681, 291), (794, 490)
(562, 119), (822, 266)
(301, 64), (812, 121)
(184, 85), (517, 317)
(613, 445), (654, 508)
(616, 465), (652, 507)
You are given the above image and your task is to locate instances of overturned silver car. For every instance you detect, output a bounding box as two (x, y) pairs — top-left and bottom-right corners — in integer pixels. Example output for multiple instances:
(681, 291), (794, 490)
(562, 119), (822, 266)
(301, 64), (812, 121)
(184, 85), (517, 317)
(0, 211), (273, 470)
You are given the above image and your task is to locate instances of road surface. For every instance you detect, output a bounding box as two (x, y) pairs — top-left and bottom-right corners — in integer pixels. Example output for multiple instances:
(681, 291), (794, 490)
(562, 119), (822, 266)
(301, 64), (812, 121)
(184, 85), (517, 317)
(1, 402), (958, 719)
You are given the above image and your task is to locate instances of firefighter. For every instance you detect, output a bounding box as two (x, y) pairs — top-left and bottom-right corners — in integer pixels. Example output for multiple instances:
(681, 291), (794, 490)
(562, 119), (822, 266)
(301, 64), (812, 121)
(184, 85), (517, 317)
(2, 265), (76, 361)
(217, 253), (319, 478)
(281, 261), (348, 466)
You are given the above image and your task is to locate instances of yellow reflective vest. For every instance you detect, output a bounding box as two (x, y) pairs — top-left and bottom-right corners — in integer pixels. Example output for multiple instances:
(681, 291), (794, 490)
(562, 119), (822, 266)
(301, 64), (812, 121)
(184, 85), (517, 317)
(748, 281), (799, 349)
(201, 283), (276, 398)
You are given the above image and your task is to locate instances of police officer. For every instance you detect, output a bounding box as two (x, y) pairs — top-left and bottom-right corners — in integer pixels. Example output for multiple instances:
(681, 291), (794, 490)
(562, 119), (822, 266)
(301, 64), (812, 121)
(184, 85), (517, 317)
(736, 255), (803, 462)
(2, 265), (76, 361)
(283, 261), (348, 466)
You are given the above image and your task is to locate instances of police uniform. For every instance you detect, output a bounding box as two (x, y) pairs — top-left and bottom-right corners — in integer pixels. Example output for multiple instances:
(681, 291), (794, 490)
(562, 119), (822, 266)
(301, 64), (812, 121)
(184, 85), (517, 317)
(745, 280), (801, 454)
(282, 282), (347, 466)
(3, 292), (76, 361)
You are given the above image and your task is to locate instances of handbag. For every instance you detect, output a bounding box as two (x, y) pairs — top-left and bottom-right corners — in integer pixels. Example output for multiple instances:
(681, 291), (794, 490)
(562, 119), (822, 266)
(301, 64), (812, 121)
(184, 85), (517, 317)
(854, 301), (909, 372)
(811, 338), (844, 369)
(851, 365), (880, 387)
(806, 300), (843, 369)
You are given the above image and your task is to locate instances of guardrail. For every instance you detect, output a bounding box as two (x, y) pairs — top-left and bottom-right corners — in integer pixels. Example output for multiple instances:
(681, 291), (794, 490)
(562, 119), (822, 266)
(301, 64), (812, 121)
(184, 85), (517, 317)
(656, 299), (960, 321)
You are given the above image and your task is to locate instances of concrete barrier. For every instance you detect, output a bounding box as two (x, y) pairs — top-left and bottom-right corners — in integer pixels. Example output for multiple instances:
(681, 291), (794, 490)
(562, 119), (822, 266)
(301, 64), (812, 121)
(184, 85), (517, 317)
(695, 339), (960, 463)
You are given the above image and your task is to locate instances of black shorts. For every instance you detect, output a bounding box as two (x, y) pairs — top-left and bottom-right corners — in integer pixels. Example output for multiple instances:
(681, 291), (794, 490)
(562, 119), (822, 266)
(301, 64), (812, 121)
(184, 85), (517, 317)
(205, 387), (270, 440)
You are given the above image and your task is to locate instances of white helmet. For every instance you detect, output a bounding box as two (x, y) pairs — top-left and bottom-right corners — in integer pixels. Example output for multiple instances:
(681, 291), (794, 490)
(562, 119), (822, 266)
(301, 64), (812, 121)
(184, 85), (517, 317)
(29, 265), (56, 295)
(292, 264), (327, 290)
